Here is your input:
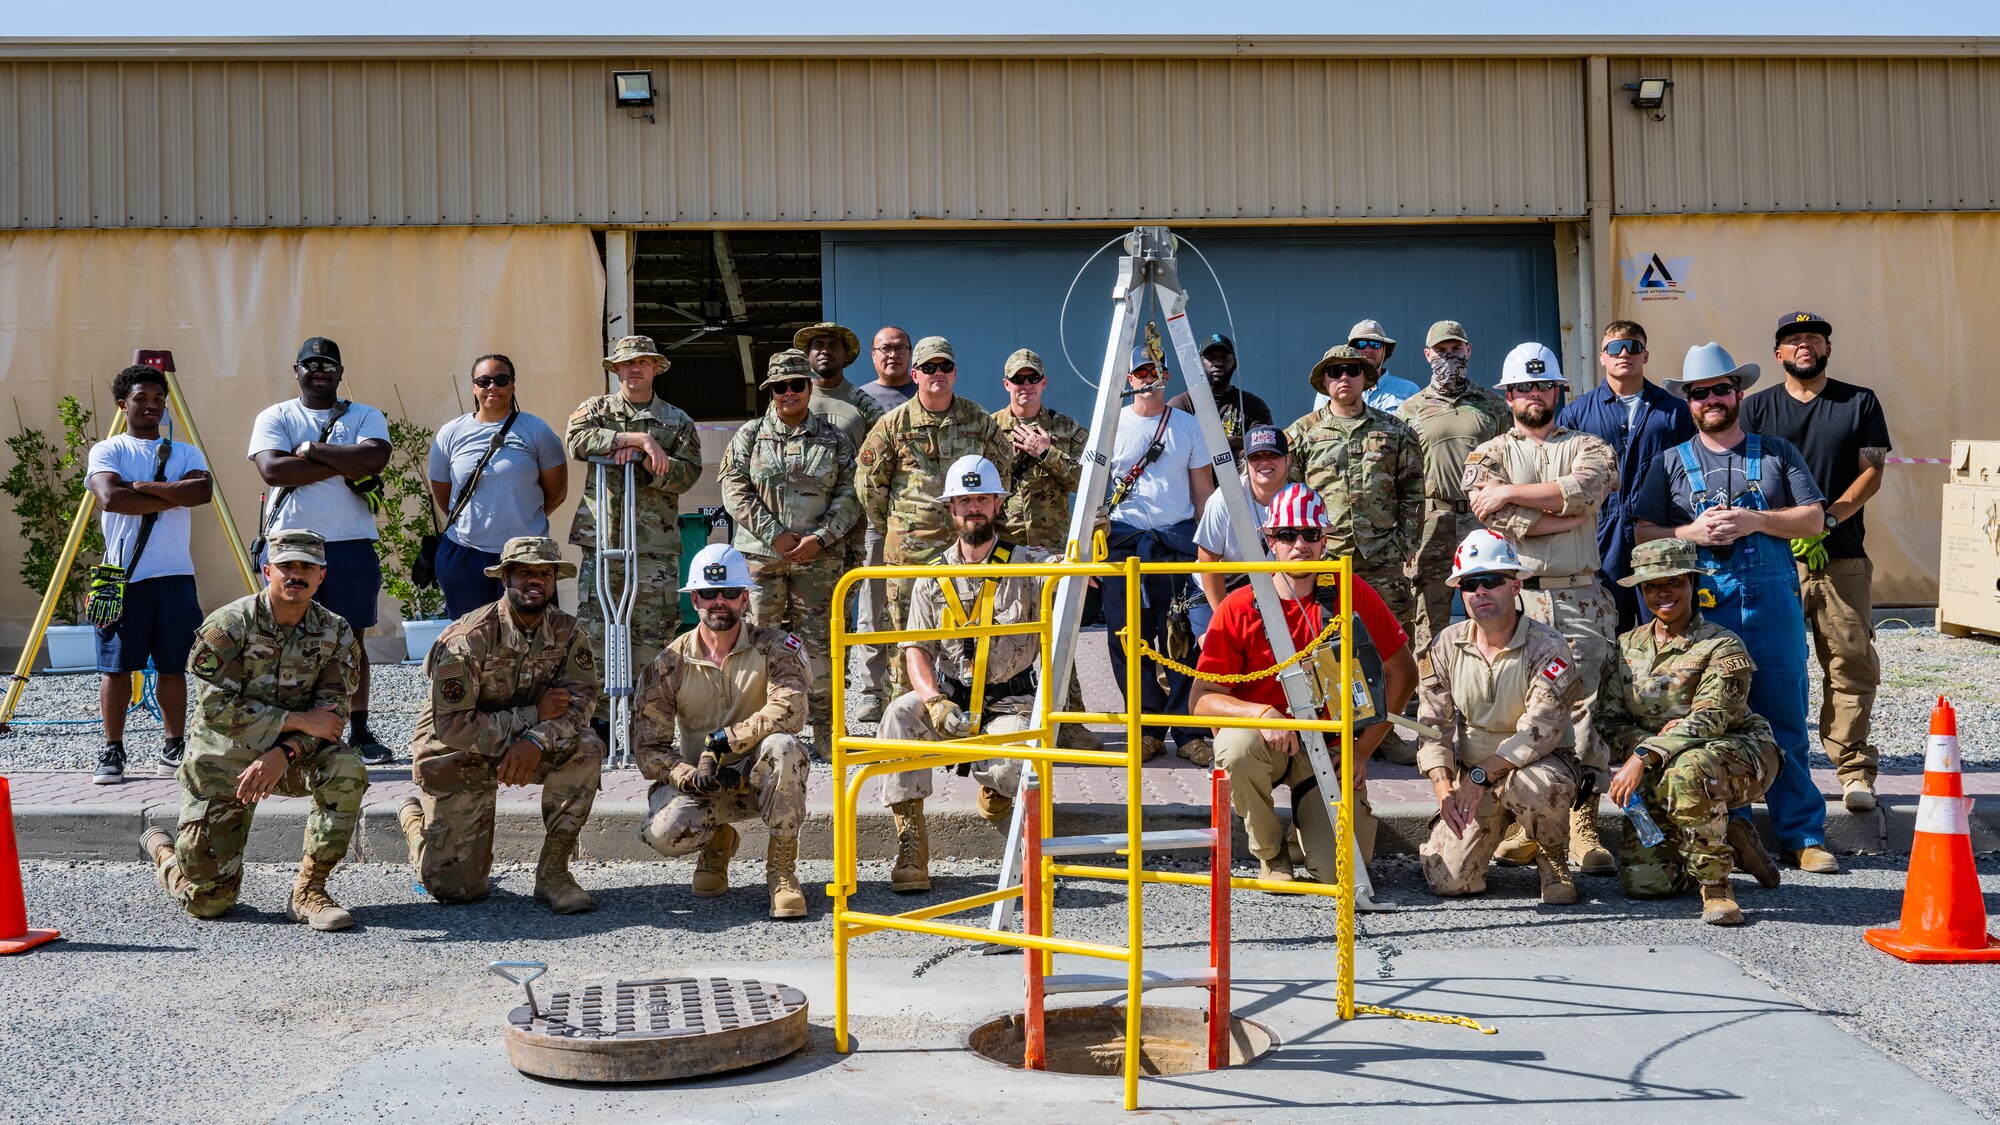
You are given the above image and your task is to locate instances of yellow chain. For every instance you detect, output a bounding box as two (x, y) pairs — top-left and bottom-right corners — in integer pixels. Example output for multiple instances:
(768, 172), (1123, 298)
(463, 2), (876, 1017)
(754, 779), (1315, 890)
(1355, 1003), (1499, 1035)
(1137, 615), (1341, 683)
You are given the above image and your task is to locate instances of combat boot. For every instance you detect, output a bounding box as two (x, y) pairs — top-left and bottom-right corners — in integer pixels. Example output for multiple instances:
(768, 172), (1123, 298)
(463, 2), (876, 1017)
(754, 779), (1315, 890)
(1056, 723), (1103, 750)
(1536, 843), (1579, 905)
(849, 693), (884, 726)
(285, 856), (354, 931)
(396, 795), (426, 871)
(975, 785), (1013, 826)
(1492, 820), (1539, 867)
(691, 824), (738, 898)
(1140, 735), (1167, 763)
(1726, 818), (1781, 889)
(767, 835), (807, 919)
(1258, 856), (1302, 895)
(890, 799), (931, 893)
(534, 836), (593, 915)
(1177, 737), (1214, 768)
(139, 826), (189, 899)
(1569, 810), (1616, 875)
(1699, 882), (1743, 926)
(1374, 730), (1419, 768)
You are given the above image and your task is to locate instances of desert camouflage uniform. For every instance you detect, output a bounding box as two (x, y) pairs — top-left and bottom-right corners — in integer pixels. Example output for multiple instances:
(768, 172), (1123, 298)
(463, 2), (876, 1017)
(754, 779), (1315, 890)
(1284, 404), (1424, 636)
(565, 391), (704, 715)
(1415, 615), (1583, 895)
(166, 592), (365, 917)
(1397, 383), (1510, 649)
(406, 600), (604, 902)
(1596, 616), (1780, 897)
(635, 622), (812, 857)
(720, 405), (859, 742)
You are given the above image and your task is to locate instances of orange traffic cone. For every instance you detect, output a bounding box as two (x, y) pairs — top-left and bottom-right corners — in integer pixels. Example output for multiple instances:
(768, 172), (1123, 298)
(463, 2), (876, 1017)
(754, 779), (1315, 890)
(1864, 697), (2000, 963)
(0, 776), (60, 954)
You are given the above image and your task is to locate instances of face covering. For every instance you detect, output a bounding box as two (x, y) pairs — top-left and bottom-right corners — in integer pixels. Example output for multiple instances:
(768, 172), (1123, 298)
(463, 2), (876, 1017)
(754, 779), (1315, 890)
(1427, 351), (1470, 395)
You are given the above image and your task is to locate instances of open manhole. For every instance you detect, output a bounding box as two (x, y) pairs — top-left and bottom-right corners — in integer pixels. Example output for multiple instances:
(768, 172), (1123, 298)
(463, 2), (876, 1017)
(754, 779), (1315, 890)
(503, 976), (808, 1083)
(968, 1005), (1275, 1076)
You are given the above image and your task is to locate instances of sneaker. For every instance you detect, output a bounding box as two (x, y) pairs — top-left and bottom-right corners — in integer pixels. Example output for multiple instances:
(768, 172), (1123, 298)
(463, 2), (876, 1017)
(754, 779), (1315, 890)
(355, 736), (393, 767)
(158, 738), (186, 769)
(92, 744), (126, 785)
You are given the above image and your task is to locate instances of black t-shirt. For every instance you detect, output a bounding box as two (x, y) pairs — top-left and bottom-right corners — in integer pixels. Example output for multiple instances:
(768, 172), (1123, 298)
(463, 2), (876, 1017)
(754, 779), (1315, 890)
(1167, 385), (1273, 459)
(1741, 378), (1891, 559)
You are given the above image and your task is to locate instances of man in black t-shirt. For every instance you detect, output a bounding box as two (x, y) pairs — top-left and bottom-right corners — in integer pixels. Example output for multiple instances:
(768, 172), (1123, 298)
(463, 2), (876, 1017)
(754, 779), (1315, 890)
(1742, 311), (1892, 813)
(1168, 333), (1272, 463)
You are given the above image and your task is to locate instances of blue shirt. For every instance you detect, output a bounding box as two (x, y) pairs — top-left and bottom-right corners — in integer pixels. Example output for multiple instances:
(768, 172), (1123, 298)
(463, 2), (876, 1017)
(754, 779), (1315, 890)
(1556, 379), (1695, 585)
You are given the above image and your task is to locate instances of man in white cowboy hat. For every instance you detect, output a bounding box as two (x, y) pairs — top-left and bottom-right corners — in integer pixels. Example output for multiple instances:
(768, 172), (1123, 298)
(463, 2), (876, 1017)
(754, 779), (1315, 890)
(634, 543), (813, 919)
(1461, 342), (1621, 876)
(875, 455), (1053, 894)
(564, 334), (703, 732)
(1634, 342), (1835, 874)
(397, 536), (604, 915)
(1415, 529), (1588, 905)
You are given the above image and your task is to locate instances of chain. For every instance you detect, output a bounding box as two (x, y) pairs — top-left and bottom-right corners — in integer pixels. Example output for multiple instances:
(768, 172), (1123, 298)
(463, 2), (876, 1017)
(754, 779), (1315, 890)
(1354, 1003), (1498, 1035)
(1137, 615), (1341, 683)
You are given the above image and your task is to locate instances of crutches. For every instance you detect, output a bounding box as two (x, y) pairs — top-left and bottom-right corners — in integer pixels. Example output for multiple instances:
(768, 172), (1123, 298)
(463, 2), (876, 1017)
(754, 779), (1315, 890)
(590, 456), (639, 770)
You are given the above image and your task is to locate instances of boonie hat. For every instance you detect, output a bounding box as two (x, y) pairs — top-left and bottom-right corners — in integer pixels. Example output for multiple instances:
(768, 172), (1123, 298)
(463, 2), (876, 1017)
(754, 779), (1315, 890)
(1347, 319), (1396, 349)
(1619, 538), (1715, 588)
(1426, 320), (1470, 348)
(483, 536), (579, 579)
(1774, 311), (1833, 344)
(296, 337), (342, 367)
(1447, 529), (1531, 586)
(1665, 342), (1761, 398)
(266, 528), (327, 567)
(911, 336), (955, 367)
(1004, 348), (1045, 377)
(1242, 425), (1289, 459)
(603, 335), (670, 373)
(1496, 343), (1567, 390)
(762, 349), (811, 386)
(1201, 333), (1235, 356)
(1262, 484), (1331, 529)
(939, 454), (1009, 501)
(793, 321), (862, 364)
(1309, 344), (1374, 395)
(681, 543), (753, 593)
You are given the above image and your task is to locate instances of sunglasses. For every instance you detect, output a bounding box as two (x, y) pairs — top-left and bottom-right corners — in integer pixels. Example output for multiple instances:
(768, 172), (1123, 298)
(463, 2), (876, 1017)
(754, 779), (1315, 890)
(300, 359), (340, 373)
(1348, 339), (1386, 351)
(691, 587), (746, 603)
(1602, 339), (1645, 357)
(471, 374), (514, 389)
(917, 360), (956, 375)
(1685, 382), (1739, 403)
(768, 378), (811, 395)
(1508, 381), (1562, 395)
(1006, 370), (1045, 385)
(1267, 528), (1325, 544)
(1325, 364), (1367, 381)
(1458, 574), (1512, 592)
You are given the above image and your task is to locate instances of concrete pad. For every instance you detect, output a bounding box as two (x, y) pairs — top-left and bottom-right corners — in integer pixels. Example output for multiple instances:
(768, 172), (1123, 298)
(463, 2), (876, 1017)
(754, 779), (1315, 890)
(275, 944), (1981, 1124)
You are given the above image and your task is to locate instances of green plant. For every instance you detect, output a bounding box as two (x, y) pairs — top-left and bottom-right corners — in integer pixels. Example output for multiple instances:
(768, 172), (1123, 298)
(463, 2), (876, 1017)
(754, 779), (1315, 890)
(2, 396), (105, 625)
(375, 416), (447, 622)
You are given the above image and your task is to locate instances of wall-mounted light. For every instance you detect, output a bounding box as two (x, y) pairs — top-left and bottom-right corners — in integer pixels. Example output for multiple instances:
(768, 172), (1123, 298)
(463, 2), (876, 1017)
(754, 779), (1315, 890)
(612, 70), (657, 123)
(1624, 77), (1673, 120)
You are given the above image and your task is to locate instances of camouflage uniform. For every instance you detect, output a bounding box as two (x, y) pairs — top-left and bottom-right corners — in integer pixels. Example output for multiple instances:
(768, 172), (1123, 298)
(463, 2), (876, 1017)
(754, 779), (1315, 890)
(1397, 382), (1510, 649)
(1597, 616), (1780, 898)
(994, 406), (1088, 551)
(634, 622), (812, 857)
(166, 590), (365, 918)
(1284, 404), (1424, 636)
(811, 371), (888, 704)
(406, 598), (604, 903)
(565, 390), (704, 713)
(1415, 615), (1583, 895)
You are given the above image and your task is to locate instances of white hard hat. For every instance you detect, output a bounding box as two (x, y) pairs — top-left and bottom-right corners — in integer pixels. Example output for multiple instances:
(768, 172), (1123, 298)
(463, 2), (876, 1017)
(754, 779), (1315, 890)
(1496, 342), (1567, 390)
(1447, 529), (1531, 587)
(681, 543), (753, 592)
(939, 455), (1008, 501)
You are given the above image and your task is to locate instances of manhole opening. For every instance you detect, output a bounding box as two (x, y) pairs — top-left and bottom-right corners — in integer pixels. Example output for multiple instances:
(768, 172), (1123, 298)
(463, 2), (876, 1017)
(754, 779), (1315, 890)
(967, 1005), (1275, 1077)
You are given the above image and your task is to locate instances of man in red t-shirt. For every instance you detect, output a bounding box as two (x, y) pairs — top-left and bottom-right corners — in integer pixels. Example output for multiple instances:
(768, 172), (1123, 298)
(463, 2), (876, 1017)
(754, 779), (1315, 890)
(1193, 485), (1417, 886)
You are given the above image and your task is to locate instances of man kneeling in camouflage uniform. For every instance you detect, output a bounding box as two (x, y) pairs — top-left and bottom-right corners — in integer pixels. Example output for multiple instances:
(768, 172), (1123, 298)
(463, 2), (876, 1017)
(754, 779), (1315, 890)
(139, 530), (367, 930)
(636, 544), (813, 918)
(397, 537), (603, 914)
(1598, 539), (1782, 925)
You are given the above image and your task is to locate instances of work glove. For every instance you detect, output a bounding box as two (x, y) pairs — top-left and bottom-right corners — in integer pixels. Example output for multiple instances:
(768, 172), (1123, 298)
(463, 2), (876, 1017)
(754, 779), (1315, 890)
(694, 748), (724, 794)
(1790, 532), (1829, 571)
(924, 694), (973, 739)
(346, 473), (386, 516)
(86, 564), (128, 627)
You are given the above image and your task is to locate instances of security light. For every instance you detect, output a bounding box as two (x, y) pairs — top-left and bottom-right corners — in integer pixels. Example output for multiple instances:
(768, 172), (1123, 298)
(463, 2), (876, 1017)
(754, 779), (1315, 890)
(1626, 78), (1672, 111)
(612, 71), (655, 109)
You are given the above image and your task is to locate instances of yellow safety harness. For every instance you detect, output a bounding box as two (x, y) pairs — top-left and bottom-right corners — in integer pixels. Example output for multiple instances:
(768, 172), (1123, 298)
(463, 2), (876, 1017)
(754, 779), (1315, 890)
(934, 542), (1012, 736)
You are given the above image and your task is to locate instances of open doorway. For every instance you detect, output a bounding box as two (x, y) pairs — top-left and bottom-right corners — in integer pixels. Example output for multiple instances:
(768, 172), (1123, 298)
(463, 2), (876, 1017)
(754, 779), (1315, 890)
(631, 230), (822, 421)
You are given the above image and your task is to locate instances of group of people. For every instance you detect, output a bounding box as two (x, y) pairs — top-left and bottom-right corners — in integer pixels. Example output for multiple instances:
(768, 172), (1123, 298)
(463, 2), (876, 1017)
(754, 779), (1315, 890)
(96, 307), (1889, 932)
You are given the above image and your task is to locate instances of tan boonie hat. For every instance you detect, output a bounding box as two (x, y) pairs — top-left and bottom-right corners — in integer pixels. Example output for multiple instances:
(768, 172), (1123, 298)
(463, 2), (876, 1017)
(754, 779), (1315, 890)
(603, 335), (670, 373)
(792, 321), (862, 364)
(483, 536), (579, 580)
(1426, 320), (1470, 348)
(1348, 319), (1396, 346)
(1003, 347), (1044, 377)
(1619, 538), (1715, 587)
(912, 336), (955, 367)
(762, 349), (811, 386)
(266, 529), (327, 567)
(1309, 344), (1375, 396)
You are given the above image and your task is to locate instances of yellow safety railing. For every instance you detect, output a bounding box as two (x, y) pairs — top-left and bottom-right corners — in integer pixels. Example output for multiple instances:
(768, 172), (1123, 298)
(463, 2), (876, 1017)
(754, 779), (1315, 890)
(826, 551), (1364, 1111)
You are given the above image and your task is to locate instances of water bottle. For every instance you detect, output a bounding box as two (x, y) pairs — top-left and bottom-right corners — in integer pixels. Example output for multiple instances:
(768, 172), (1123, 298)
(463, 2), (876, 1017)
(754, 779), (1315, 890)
(1623, 793), (1665, 848)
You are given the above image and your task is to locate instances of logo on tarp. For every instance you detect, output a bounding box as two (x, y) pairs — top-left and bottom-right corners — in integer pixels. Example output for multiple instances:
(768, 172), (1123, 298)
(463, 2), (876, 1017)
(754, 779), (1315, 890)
(1621, 253), (1695, 302)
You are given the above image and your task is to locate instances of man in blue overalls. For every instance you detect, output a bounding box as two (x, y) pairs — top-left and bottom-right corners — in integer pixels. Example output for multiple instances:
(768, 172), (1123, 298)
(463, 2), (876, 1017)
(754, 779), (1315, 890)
(1633, 342), (1837, 876)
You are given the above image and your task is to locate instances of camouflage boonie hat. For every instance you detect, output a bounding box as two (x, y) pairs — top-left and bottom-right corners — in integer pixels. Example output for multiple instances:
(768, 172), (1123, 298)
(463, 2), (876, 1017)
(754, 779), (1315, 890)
(912, 336), (955, 367)
(483, 536), (579, 580)
(1003, 347), (1045, 377)
(1309, 344), (1375, 395)
(1619, 538), (1715, 587)
(792, 321), (862, 365)
(762, 349), (812, 386)
(603, 335), (670, 372)
(1426, 320), (1470, 348)
(266, 529), (327, 566)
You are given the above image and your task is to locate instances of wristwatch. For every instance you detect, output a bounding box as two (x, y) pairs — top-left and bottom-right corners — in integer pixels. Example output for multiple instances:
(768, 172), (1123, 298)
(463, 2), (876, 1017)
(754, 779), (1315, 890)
(293, 440), (316, 462)
(1824, 511), (1839, 531)
(1465, 766), (1491, 789)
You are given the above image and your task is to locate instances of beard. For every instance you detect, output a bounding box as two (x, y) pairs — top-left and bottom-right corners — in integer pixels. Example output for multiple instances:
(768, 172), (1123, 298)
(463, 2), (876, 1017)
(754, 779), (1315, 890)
(1515, 401), (1553, 428)
(1693, 399), (1739, 434)
(957, 513), (997, 547)
(699, 603), (741, 631)
(1783, 354), (1828, 380)
(506, 585), (550, 615)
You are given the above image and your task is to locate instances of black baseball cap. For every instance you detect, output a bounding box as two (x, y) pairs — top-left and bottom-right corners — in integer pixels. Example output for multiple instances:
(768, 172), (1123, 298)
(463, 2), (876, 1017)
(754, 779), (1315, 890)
(1774, 312), (1831, 344)
(296, 337), (343, 366)
(1242, 424), (1288, 459)
(1201, 333), (1235, 356)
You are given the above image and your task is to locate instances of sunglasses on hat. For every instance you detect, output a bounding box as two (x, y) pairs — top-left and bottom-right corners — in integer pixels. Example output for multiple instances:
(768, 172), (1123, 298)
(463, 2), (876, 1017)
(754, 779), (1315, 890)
(769, 378), (811, 395)
(692, 587), (746, 602)
(1267, 528), (1324, 545)
(1006, 370), (1045, 385)
(1602, 339), (1644, 357)
(917, 360), (956, 375)
(471, 374), (513, 389)
(1685, 382), (1739, 402)
(1458, 574), (1512, 592)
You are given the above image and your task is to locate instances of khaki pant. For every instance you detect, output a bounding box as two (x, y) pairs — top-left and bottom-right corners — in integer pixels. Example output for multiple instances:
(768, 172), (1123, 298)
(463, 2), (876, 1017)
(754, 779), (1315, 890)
(1520, 582), (1617, 782)
(640, 734), (809, 856)
(747, 551), (842, 741)
(1212, 726), (1376, 878)
(876, 692), (1029, 806)
(1419, 754), (1578, 896)
(1801, 556), (1879, 786)
(409, 731), (604, 904)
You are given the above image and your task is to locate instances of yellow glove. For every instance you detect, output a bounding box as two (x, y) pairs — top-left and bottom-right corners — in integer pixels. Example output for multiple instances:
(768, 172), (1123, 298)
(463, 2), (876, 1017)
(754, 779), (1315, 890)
(1790, 532), (1829, 571)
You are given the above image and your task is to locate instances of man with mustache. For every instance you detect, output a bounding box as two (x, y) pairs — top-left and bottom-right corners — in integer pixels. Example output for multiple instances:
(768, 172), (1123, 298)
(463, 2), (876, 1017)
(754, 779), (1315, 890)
(1634, 343), (1834, 875)
(396, 537), (604, 914)
(1168, 333), (1272, 463)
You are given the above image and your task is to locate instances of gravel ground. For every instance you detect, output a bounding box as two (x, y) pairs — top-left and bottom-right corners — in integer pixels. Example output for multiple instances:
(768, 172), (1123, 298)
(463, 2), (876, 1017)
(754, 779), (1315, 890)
(5, 852), (1997, 1123)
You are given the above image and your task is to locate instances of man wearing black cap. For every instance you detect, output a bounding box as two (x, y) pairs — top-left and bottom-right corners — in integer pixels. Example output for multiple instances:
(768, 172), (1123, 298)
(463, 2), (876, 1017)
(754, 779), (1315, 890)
(1742, 312), (1892, 814)
(1169, 333), (1272, 462)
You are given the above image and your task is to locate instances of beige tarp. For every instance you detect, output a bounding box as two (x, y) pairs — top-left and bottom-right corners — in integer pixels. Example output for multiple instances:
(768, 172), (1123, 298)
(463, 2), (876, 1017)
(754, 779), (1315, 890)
(0, 226), (606, 649)
(1610, 213), (2000, 605)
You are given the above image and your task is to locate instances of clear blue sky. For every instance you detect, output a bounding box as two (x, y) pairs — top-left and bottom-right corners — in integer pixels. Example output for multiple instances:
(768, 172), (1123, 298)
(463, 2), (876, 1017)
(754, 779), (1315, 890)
(6, 0), (1995, 37)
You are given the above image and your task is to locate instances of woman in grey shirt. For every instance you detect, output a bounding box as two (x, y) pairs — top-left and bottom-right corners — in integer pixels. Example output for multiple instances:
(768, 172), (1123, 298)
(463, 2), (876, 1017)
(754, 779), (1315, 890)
(427, 354), (570, 617)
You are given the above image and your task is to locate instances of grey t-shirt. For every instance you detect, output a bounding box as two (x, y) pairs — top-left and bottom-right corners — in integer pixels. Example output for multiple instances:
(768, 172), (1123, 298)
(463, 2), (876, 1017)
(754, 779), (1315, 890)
(856, 379), (916, 416)
(1633, 432), (1824, 527)
(1192, 485), (1270, 562)
(426, 411), (568, 553)
(247, 398), (391, 542)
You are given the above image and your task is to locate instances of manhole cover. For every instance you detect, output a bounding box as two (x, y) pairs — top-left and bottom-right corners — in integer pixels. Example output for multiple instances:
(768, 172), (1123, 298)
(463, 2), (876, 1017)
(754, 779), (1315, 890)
(504, 976), (809, 1082)
(968, 1005), (1276, 1077)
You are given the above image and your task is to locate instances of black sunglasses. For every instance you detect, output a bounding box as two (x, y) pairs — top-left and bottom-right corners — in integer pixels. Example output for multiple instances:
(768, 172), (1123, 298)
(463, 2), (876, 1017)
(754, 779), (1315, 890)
(917, 360), (957, 375)
(1603, 339), (1644, 357)
(471, 374), (514, 389)
(1267, 528), (1325, 544)
(1325, 364), (1367, 381)
(1458, 574), (1512, 592)
(1685, 382), (1739, 402)
(1006, 371), (1045, 385)
(768, 378), (811, 395)
(691, 587), (746, 602)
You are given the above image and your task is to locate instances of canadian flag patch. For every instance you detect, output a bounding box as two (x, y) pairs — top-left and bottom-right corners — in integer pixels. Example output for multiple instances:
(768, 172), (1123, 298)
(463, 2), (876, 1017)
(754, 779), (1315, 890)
(784, 633), (804, 653)
(1540, 658), (1570, 682)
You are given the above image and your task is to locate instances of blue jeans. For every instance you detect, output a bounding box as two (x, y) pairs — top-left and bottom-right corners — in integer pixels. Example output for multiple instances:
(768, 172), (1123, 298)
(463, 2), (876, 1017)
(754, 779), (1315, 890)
(437, 534), (503, 620)
(1101, 520), (1205, 749)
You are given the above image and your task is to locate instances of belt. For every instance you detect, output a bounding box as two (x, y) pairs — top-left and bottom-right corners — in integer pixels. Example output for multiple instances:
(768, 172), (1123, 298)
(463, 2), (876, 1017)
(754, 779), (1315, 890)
(1427, 498), (1472, 514)
(1523, 573), (1599, 591)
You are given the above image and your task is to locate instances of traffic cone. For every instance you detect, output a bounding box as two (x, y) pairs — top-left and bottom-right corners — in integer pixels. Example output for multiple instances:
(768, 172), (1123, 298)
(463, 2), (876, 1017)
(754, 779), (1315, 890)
(1864, 697), (2000, 963)
(0, 776), (60, 954)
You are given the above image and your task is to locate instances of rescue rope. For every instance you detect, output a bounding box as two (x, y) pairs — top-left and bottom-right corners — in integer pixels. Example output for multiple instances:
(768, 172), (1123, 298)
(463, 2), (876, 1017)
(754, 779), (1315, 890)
(1355, 1003), (1499, 1035)
(1135, 615), (1341, 683)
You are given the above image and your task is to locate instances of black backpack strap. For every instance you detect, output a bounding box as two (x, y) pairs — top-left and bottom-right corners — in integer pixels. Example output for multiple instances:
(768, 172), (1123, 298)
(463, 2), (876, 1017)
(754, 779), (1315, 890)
(120, 437), (175, 574)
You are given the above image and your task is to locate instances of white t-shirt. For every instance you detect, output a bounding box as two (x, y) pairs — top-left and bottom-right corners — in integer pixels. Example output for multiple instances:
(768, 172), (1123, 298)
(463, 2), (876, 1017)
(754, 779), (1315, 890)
(1193, 485), (1270, 562)
(247, 398), (392, 543)
(1108, 405), (1209, 528)
(87, 435), (211, 581)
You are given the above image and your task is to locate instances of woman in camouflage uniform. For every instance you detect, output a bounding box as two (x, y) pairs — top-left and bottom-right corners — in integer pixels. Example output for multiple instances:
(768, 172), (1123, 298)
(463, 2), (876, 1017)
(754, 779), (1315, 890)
(1597, 537), (1782, 925)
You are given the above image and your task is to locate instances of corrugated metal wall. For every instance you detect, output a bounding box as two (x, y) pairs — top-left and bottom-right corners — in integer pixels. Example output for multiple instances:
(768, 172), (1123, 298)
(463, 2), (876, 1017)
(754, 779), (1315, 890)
(0, 57), (1586, 228)
(1610, 57), (2000, 214)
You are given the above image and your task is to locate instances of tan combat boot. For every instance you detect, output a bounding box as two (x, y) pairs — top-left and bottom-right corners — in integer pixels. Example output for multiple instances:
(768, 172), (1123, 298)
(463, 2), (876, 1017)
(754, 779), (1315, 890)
(1842, 778), (1877, 813)
(1492, 819), (1539, 867)
(767, 835), (807, 919)
(139, 826), (189, 899)
(975, 785), (1013, 826)
(1569, 809), (1616, 875)
(1258, 856), (1302, 895)
(534, 836), (593, 915)
(285, 856), (354, 931)
(691, 824), (738, 898)
(396, 795), (426, 871)
(1056, 723), (1103, 750)
(1726, 819), (1781, 889)
(1536, 842), (1579, 905)
(890, 799), (931, 893)
(1700, 882), (1744, 926)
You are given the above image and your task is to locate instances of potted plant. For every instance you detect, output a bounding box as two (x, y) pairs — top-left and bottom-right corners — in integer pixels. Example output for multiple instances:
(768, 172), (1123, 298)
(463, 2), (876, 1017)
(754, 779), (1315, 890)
(377, 415), (449, 661)
(3, 396), (106, 672)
